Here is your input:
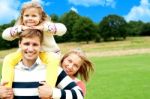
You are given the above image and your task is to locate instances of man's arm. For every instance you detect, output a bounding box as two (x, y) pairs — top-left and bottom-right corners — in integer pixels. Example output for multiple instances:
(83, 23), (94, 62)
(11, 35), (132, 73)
(38, 67), (84, 99)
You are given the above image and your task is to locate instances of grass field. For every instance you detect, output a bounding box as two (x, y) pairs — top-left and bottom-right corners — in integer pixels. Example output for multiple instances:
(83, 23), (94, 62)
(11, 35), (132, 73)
(0, 36), (150, 59)
(0, 37), (150, 99)
(85, 54), (150, 99)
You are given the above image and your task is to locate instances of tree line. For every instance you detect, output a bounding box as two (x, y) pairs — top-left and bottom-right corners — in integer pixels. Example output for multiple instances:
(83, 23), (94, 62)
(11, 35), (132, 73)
(0, 10), (149, 50)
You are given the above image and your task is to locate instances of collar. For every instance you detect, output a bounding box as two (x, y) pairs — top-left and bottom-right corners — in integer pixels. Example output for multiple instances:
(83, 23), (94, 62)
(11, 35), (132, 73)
(18, 57), (42, 71)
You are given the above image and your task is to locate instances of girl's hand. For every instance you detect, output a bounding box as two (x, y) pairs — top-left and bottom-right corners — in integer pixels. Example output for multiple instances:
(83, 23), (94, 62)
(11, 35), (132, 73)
(30, 25), (44, 31)
(21, 25), (32, 31)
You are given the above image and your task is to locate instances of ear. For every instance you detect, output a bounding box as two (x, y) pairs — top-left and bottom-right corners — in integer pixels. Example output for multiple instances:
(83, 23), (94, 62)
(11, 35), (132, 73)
(18, 41), (21, 48)
(40, 46), (42, 51)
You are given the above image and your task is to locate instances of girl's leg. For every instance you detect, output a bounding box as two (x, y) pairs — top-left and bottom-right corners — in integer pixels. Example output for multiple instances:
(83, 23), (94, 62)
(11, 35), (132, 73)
(1, 51), (22, 87)
(39, 52), (59, 87)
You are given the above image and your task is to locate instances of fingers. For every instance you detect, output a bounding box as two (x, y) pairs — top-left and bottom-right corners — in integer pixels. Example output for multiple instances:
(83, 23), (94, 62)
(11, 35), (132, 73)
(21, 25), (32, 30)
(30, 26), (44, 31)
(1, 81), (9, 86)
(0, 87), (13, 99)
(21, 25), (44, 31)
(39, 81), (47, 86)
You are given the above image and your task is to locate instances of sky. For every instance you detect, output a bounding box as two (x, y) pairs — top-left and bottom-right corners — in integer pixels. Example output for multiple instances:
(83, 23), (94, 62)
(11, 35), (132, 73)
(0, 0), (150, 25)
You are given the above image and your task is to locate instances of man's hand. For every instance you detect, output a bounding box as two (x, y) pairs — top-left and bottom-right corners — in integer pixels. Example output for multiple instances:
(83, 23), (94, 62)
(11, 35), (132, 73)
(0, 81), (14, 99)
(38, 81), (53, 99)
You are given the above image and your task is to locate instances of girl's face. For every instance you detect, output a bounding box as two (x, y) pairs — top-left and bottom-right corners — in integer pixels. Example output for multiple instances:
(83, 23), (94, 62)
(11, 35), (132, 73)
(23, 7), (41, 26)
(62, 53), (82, 77)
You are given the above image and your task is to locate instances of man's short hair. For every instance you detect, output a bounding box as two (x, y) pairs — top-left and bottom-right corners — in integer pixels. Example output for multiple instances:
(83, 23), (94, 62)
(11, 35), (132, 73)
(19, 29), (43, 43)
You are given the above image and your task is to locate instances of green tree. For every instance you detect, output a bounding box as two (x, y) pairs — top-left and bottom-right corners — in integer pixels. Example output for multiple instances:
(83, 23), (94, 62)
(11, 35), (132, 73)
(99, 14), (127, 41)
(127, 21), (144, 36)
(57, 10), (80, 42)
(72, 16), (97, 44)
(0, 20), (18, 50)
(50, 14), (59, 22)
(141, 22), (150, 36)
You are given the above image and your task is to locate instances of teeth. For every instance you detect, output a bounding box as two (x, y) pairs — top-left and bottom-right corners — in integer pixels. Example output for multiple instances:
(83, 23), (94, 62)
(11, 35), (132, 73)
(26, 52), (34, 56)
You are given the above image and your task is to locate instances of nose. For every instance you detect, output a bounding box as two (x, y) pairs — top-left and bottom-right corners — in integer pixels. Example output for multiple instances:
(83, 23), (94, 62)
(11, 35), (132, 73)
(27, 16), (33, 20)
(67, 63), (73, 69)
(27, 45), (34, 52)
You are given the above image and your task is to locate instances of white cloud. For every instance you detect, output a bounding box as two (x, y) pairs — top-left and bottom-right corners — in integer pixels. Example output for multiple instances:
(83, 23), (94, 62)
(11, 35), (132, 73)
(105, 0), (116, 8)
(68, 0), (116, 7)
(70, 7), (78, 13)
(0, 0), (51, 25)
(31, 0), (51, 6)
(124, 0), (150, 22)
(0, 0), (20, 25)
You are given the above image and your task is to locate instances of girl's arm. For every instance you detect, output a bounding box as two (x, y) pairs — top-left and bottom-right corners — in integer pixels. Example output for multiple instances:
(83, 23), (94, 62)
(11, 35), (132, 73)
(52, 67), (84, 99)
(77, 80), (86, 96)
(2, 25), (30, 41)
(2, 26), (22, 41)
(43, 21), (67, 36)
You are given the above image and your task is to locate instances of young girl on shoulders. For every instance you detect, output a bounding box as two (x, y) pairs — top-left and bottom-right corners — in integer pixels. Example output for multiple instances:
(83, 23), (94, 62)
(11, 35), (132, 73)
(1, 1), (67, 87)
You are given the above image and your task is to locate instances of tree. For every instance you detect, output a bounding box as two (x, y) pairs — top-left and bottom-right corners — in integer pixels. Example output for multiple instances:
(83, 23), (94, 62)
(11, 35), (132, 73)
(57, 10), (80, 42)
(72, 16), (97, 44)
(50, 14), (59, 22)
(0, 20), (18, 50)
(127, 21), (144, 36)
(99, 14), (127, 41)
(141, 22), (150, 36)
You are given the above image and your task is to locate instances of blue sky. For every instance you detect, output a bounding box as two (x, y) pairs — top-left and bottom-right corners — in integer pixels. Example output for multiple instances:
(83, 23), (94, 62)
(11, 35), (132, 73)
(0, 0), (150, 25)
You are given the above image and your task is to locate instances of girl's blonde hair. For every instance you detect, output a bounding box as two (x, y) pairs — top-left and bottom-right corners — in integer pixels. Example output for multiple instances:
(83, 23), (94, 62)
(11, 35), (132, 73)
(15, 1), (50, 25)
(61, 49), (94, 82)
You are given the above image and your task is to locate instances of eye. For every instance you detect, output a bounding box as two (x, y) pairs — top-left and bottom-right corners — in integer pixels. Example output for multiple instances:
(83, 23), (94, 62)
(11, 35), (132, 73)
(24, 14), (29, 17)
(68, 59), (72, 63)
(74, 64), (79, 68)
(32, 15), (37, 17)
(23, 42), (30, 46)
(33, 43), (39, 46)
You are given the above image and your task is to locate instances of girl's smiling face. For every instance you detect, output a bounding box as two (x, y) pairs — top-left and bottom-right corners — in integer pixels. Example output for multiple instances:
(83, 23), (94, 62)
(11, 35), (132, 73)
(62, 53), (82, 77)
(23, 7), (41, 26)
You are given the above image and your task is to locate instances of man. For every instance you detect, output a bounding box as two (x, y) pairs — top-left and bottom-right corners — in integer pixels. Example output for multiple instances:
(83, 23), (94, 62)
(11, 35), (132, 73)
(0, 29), (83, 99)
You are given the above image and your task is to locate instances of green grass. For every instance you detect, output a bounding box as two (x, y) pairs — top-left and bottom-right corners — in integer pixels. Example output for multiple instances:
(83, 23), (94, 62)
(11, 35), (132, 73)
(85, 54), (150, 99)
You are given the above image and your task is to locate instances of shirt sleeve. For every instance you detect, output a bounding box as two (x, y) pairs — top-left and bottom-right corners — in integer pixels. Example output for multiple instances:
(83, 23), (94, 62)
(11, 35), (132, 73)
(43, 21), (67, 36)
(52, 67), (84, 99)
(2, 26), (22, 41)
(77, 81), (86, 96)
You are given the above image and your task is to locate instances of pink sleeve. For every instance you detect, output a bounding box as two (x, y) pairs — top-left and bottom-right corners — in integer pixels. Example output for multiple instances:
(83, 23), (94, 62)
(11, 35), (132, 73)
(76, 81), (86, 96)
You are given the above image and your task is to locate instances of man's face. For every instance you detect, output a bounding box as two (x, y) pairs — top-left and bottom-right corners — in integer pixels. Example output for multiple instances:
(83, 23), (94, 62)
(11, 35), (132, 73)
(19, 36), (41, 64)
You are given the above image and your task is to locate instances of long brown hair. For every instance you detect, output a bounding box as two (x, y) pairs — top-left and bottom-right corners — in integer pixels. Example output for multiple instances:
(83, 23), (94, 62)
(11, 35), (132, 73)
(61, 49), (94, 82)
(15, 1), (50, 25)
